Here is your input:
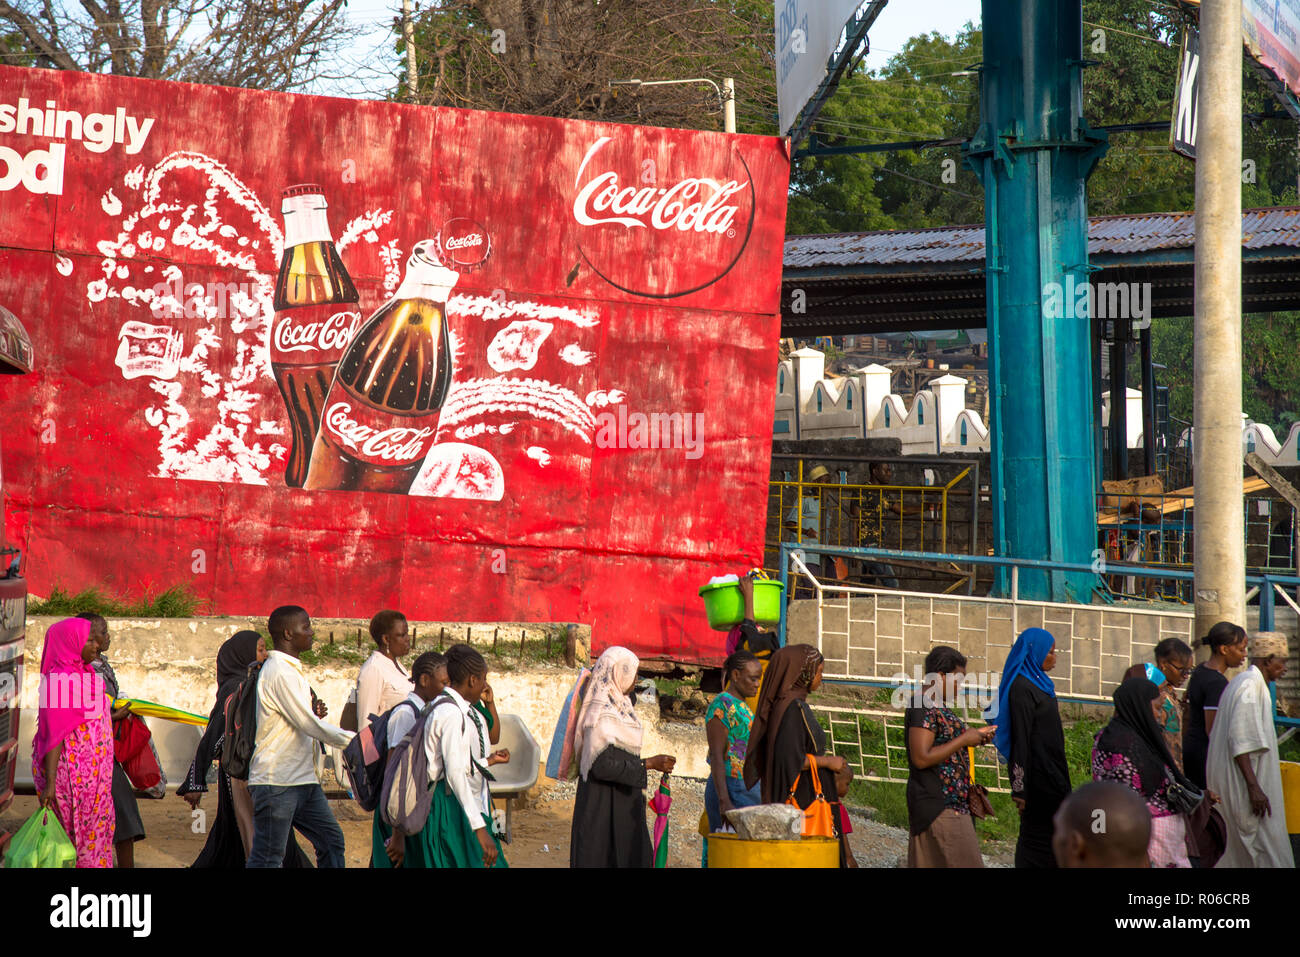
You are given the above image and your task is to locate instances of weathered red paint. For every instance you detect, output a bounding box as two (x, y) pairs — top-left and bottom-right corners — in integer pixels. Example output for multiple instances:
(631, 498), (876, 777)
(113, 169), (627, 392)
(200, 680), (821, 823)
(0, 67), (789, 663)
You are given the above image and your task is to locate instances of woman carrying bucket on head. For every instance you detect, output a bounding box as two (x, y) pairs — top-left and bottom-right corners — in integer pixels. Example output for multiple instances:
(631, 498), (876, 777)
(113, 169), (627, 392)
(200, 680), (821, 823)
(724, 574), (780, 711)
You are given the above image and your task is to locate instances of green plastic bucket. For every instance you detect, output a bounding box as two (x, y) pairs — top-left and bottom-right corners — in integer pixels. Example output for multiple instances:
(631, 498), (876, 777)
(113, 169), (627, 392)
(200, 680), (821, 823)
(698, 579), (784, 631)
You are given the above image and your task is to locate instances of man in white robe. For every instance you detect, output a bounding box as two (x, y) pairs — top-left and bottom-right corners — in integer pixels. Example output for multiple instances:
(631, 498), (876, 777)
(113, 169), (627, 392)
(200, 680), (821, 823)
(1208, 632), (1293, 868)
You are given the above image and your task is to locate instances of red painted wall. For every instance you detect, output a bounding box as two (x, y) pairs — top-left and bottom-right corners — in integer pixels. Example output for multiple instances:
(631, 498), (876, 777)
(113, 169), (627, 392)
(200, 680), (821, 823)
(0, 67), (789, 663)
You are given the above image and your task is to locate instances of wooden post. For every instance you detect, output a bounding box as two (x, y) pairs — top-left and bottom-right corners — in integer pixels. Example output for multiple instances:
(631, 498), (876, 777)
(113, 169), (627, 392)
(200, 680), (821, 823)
(493, 627), (499, 653)
(519, 629), (526, 659)
(565, 624), (577, 668)
(439, 626), (445, 649)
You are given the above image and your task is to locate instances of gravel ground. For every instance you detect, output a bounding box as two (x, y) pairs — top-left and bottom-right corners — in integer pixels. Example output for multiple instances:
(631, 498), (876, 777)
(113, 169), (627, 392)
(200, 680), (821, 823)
(534, 776), (1009, 868)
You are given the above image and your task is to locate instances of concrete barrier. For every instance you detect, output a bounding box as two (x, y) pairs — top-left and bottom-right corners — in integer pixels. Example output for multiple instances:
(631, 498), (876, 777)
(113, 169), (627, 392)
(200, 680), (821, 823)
(15, 616), (709, 788)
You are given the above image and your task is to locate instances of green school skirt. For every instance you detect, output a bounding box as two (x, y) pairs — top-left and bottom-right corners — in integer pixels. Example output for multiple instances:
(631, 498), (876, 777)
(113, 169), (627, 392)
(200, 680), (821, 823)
(372, 806), (435, 869)
(424, 779), (507, 869)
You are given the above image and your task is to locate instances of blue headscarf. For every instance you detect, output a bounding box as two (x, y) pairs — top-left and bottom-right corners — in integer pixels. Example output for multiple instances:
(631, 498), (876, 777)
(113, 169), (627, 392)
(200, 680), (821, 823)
(986, 628), (1056, 759)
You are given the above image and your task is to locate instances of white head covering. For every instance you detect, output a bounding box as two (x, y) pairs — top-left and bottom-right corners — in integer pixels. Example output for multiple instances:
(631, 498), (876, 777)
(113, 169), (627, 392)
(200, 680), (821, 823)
(575, 647), (643, 780)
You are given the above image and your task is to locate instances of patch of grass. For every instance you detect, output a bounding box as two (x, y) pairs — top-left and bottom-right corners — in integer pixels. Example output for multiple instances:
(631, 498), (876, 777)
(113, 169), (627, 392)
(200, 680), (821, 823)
(1280, 736), (1300, 764)
(299, 641), (369, 668)
(299, 624), (570, 672)
(29, 583), (210, 618)
(829, 710), (1108, 848)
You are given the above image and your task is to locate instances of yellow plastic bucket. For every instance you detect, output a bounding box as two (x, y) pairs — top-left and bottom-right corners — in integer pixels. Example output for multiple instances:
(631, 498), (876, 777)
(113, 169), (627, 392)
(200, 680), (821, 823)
(1281, 761), (1300, 834)
(706, 833), (839, 868)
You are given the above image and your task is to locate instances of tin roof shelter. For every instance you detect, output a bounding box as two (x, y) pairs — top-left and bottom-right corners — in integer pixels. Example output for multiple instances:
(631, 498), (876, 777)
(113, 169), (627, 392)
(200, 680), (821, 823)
(782, 206), (1300, 336)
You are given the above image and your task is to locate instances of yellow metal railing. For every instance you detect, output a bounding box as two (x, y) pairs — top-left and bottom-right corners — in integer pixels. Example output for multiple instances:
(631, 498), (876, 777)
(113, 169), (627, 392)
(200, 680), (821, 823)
(765, 463), (975, 580)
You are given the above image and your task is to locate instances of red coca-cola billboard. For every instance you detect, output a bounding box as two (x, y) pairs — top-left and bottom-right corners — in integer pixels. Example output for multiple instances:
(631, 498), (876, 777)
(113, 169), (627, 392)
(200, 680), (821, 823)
(0, 66), (789, 662)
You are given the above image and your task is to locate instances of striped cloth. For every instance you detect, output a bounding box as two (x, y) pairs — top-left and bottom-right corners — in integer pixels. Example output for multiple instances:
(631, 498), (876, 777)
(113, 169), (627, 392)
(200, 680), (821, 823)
(1148, 811), (1191, 868)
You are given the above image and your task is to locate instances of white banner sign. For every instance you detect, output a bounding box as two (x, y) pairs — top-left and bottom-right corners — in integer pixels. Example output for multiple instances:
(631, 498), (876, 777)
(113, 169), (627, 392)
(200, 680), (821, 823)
(1243, 0), (1300, 100)
(776, 0), (864, 135)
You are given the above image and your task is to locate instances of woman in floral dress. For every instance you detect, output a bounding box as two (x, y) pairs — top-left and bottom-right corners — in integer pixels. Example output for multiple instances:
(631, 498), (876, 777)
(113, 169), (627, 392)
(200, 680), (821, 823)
(905, 646), (997, 866)
(1092, 676), (1196, 868)
(32, 617), (116, 867)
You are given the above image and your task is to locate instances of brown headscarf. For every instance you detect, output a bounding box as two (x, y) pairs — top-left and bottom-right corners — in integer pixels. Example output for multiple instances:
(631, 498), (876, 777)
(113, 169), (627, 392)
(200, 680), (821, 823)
(742, 643), (823, 797)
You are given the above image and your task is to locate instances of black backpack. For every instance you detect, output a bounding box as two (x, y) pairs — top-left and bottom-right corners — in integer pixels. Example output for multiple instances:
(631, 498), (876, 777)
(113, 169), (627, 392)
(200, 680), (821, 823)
(221, 661), (263, 781)
(342, 699), (421, 811)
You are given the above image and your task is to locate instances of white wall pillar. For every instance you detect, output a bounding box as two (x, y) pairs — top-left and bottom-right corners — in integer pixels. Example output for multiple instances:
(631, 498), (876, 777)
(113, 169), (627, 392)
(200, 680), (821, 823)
(860, 363), (892, 429)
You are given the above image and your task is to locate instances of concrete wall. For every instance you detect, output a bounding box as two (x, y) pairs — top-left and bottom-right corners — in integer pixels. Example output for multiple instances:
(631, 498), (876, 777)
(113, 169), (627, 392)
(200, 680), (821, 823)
(14, 616), (710, 786)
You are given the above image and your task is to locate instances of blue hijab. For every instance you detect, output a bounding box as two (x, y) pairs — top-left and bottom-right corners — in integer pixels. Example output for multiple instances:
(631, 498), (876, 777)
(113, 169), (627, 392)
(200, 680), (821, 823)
(987, 628), (1056, 759)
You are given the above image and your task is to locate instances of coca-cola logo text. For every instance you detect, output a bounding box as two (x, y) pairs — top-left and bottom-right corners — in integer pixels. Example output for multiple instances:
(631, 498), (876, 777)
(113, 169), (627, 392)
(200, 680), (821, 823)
(324, 402), (435, 464)
(437, 218), (492, 268)
(571, 135), (756, 299)
(573, 170), (745, 235)
(273, 310), (361, 356)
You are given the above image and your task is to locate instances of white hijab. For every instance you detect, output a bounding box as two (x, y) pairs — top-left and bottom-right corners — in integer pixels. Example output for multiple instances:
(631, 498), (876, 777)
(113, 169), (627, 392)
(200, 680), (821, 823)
(575, 647), (643, 780)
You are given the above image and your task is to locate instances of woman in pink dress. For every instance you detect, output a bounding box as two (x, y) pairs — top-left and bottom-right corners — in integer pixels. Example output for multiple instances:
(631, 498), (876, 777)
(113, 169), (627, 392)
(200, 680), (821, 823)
(32, 617), (116, 867)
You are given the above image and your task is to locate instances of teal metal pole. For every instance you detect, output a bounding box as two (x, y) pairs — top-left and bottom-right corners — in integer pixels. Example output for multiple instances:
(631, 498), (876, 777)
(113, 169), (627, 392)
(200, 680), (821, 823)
(964, 0), (1107, 601)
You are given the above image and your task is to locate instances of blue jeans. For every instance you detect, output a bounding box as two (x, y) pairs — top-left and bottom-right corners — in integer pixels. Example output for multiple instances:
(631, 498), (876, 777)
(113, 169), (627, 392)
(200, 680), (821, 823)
(247, 783), (346, 868)
(704, 774), (762, 833)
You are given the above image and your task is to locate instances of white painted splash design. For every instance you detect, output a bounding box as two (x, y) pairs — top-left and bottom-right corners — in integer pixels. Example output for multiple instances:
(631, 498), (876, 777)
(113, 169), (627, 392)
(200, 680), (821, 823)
(92, 150), (613, 494)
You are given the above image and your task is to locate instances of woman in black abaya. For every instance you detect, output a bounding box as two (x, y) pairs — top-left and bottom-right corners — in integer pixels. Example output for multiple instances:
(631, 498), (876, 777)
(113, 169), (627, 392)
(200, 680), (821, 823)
(743, 644), (855, 867)
(176, 631), (310, 867)
(568, 647), (676, 867)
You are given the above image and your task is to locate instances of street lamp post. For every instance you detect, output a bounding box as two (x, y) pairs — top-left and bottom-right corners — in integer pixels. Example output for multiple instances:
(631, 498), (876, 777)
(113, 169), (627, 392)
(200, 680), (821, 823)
(608, 77), (737, 132)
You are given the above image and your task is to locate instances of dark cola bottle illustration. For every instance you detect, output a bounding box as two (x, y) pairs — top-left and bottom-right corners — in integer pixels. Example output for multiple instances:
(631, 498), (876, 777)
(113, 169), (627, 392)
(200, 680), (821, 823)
(303, 241), (458, 494)
(270, 184), (362, 487)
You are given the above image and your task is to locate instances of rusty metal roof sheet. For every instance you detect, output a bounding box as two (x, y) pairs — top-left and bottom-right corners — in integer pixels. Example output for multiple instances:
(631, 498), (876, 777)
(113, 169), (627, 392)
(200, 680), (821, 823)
(785, 206), (1300, 269)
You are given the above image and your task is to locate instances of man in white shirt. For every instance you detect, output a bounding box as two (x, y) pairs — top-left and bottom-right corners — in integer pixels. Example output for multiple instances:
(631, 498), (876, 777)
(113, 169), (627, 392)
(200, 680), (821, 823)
(1208, 632), (1294, 868)
(247, 605), (355, 868)
(422, 644), (509, 867)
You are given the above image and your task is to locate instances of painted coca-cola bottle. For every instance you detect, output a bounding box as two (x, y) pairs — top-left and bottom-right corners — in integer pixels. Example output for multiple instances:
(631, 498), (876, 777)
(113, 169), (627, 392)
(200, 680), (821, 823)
(303, 241), (456, 494)
(270, 184), (362, 488)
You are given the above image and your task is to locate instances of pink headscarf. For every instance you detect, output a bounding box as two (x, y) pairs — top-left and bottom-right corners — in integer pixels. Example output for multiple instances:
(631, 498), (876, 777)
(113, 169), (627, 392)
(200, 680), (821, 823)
(33, 618), (105, 764)
(574, 647), (643, 780)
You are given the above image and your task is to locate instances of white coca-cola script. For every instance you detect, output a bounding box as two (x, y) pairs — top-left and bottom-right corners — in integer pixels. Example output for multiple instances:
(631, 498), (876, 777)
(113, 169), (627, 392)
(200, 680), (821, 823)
(324, 402), (435, 464)
(573, 139), (746, 234)
(273, 310), (361, 355)
(444, 233), (483, 250)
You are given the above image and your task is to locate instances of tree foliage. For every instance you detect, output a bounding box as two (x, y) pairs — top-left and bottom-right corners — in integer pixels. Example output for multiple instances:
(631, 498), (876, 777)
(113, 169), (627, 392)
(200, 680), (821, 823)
(405, 0), (777, 133)
(0, 0), (360, 91)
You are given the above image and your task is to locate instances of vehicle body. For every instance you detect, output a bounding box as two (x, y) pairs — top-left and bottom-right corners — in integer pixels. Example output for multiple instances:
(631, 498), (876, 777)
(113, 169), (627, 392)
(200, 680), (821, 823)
(0, 304), (33, 854)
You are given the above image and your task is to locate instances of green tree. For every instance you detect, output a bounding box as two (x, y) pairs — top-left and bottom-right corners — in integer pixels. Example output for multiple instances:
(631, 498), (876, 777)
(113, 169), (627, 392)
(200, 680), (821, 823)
(786, 26), (984, 234)
(404, 1), (777, 134)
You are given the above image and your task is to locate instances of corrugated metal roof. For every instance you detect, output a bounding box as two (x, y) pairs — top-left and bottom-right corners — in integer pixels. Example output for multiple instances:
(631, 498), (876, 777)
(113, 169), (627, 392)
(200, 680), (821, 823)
(785, 207), (1300, 269)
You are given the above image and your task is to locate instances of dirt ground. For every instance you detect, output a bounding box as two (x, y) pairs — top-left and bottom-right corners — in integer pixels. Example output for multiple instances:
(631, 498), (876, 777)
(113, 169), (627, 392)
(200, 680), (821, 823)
(2, 775), (1013, 868)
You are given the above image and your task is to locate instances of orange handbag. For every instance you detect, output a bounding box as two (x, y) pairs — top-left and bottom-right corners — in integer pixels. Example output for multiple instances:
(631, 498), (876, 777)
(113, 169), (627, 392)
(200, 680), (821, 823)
(786, 753), (836, 838)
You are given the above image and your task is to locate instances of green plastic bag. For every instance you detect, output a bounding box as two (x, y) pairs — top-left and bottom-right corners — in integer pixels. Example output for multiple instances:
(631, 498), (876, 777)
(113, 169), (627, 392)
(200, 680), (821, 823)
(3, 808), (77, 868)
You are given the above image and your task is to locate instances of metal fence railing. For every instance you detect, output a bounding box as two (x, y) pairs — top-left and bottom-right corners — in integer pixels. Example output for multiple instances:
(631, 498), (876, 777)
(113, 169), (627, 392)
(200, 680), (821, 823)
(765, 456), (984, 594)
(1097, 484), (1300, 601)
(811, 703), (1012, 794)
(788, 545), (1300, 794)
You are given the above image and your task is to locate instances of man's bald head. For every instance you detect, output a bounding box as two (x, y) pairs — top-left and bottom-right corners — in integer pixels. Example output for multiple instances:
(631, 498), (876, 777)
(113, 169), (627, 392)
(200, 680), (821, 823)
(1053, 782), (1151, 868)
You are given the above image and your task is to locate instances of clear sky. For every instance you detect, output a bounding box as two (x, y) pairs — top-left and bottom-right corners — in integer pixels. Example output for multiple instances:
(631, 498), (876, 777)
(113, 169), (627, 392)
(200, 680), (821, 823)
(327, 0), (985, 100)
(861, 0), (982, 72)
